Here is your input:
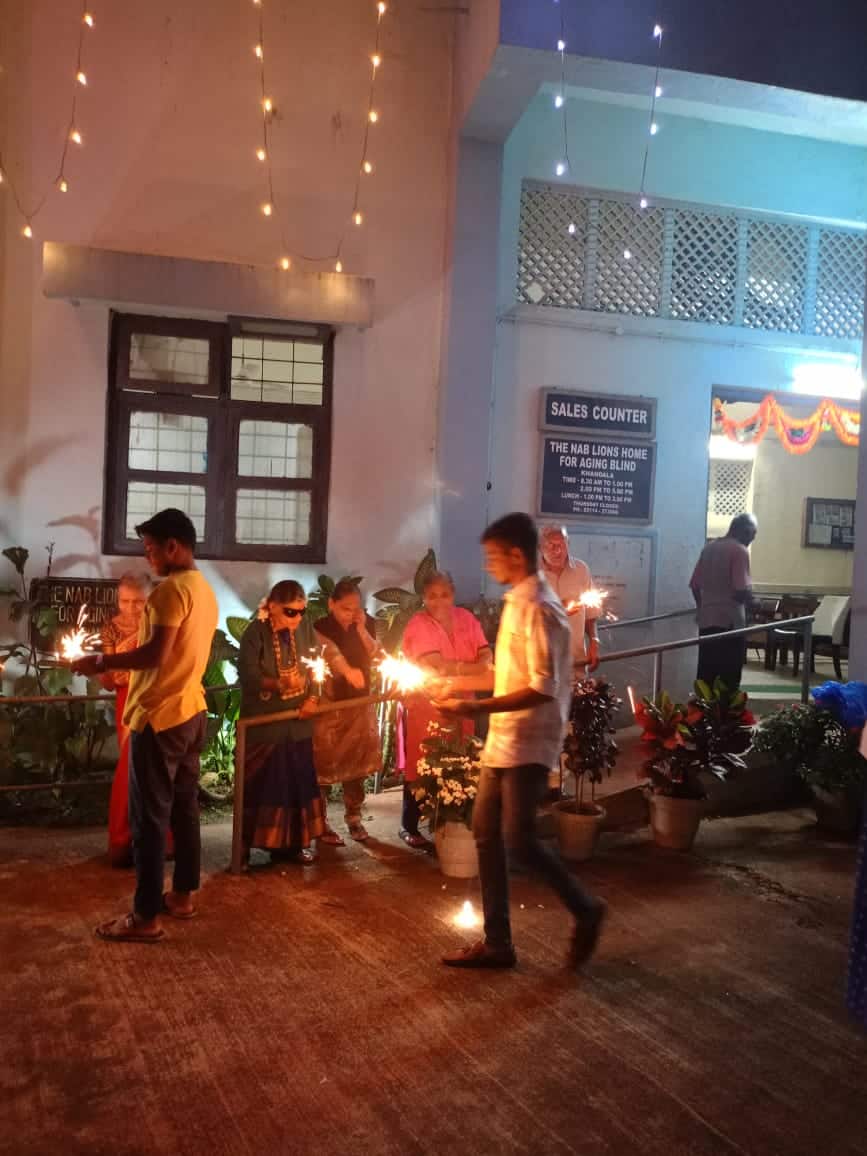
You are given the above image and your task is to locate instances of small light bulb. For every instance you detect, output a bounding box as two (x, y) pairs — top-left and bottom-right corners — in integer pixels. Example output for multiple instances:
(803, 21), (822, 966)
(377, 2), (387, 14)
(335, 259), (343, 273)
(263, 97), (273, 113)
(70, 129), (82, 144)
(554, 93), (564, 109)
(76, 70), (87, 86)
(83, 11), (94, 26)
(59, 178), (69, 193)
(23, 224), (33, 238)
(262, 202), (273, 217)
(567, 222), (576, 236)
(353, 211), (363, 226)
(256, 147), (266, 162)
(254, 44), (263, 59)
(368, 109), (378, 123)
(650, 121), (659, 135)
(557, 38), (566, 52)
(623, 248), (632, 260)
(279, 257), (290, 271)
(653, 23), (663, 38)
(371, 53), (381, 68)
(555, 161), (566, 176)
(639, 195), (648, 209)
(655, 84), (663, 98)
(363, 160), (373, 174)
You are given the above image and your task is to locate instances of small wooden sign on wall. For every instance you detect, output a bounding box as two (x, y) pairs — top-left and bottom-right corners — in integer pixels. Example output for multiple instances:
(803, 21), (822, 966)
(28, 578), (119, 653)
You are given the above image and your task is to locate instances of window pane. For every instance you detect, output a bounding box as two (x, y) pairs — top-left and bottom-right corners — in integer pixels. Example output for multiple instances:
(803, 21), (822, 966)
(237, 420), (313, 478)
(230, 335), (324, 405)
(125, 483), (206, 539)
(236, 489), (311, 546)
(129, 334), (210, 390)
(128, 412), (208, 473)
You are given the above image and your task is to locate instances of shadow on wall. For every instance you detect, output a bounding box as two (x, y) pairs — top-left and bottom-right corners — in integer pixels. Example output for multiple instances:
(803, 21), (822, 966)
(2, 436), (88, 499)
(46, 508), (105, 576)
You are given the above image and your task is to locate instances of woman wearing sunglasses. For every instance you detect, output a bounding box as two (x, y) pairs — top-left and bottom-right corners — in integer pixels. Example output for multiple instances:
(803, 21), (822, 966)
(237, 580), (324, 866)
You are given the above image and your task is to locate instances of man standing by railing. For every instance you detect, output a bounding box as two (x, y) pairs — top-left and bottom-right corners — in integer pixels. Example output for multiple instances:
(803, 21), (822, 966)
(73, 508), (218, 943)
(689, 513), (758, 691)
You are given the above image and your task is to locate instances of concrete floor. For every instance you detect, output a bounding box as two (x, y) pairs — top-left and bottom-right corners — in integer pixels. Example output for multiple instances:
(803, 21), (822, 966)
(1, 791), (865, 1156)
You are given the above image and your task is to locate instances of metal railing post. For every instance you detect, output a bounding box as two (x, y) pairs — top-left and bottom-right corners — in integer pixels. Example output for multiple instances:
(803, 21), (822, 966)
(800, 619), (813, 705)
(230, 719), (247, 876)
(651, 651), (663, 699)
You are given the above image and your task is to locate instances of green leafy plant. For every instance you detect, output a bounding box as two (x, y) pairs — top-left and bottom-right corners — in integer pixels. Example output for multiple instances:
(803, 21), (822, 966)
(0, 544), (64, 695)
(413, 720), (482, 829)
(199, 619), (248, 794)
(635, 680), (755, 799)
(561, 677), (620, 811)
(753, 703), (864, 794)
(373, 548), (437, 652)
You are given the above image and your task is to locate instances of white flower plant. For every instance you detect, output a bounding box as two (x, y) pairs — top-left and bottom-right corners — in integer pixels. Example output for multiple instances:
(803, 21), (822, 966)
(413, 720), (483, 830)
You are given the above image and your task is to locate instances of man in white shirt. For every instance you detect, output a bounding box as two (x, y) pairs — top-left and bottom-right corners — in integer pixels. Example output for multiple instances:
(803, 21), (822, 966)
(540, 525), (600, 671)
(435, 513), (606, 971)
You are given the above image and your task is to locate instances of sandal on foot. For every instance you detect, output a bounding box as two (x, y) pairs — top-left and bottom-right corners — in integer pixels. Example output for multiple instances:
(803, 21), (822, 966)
(161, 893), (198, 920)
(95, 913), (165, 944)
(319, 829), (345, 847)
(399, 828), (430, 849)
(348, 822), (369, 843)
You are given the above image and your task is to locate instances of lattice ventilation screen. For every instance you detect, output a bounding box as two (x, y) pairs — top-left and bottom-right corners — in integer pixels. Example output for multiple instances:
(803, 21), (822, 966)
(517, 184), (865, 342)
(709, 460), (754, 520)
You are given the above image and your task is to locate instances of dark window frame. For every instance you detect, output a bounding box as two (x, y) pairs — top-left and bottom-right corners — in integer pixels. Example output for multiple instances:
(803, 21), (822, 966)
(104, 312), (333, 562)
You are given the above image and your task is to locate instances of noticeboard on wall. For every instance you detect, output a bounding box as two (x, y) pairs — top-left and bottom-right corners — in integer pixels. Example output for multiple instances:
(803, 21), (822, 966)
(539, 434), (656, 524)
(803, 498), (855, 551)
(28, 578), (119, 653)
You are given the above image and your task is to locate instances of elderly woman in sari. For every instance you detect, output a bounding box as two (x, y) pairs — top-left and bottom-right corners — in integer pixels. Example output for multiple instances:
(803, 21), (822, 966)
(100, 572), (152, 867)
(399, 571), (492, 847)
(313, 579), (382, 844)
(238, 580), (324, 866)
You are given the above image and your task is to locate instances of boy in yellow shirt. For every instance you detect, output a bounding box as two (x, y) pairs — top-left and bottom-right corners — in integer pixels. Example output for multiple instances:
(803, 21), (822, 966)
(74, 509), (218, 942)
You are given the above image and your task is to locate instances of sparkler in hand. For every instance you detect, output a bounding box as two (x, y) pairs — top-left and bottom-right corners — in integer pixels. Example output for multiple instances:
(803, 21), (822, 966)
(301, 649), (331, 693)
(566, 588), (618, 622)
(377, 653), (428, 695)
(58, 604), (101, 663)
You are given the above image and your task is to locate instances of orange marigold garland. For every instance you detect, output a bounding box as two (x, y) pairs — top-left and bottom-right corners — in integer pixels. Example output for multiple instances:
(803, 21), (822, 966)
(713, 395), (859, 455)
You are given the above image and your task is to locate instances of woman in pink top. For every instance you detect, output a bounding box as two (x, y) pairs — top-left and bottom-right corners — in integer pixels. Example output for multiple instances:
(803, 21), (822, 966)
(400, 571), (492, 847)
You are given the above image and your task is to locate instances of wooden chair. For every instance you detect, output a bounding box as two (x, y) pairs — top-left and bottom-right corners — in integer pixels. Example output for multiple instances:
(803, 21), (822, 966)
(772, 595), (850, 679)
(745, 597), (780, 666)
(767, 594), (820, 671)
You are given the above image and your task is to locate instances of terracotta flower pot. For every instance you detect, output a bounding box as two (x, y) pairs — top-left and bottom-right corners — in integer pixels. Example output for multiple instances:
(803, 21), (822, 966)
(649, 794), (704, 851)
(553, 801), (606, 862)
(434, 820), (479, 878)
(810, 785), (862, 838)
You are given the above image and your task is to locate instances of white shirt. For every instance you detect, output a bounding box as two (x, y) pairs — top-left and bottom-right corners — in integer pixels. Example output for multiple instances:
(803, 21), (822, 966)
(543, 556), (597, 662)
(483, 573), (573, 769)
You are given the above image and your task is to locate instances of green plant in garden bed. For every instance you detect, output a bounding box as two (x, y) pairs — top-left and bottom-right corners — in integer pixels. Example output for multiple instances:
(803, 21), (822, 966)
(753, 703), (864, 795)
(635, 680), (755, 799)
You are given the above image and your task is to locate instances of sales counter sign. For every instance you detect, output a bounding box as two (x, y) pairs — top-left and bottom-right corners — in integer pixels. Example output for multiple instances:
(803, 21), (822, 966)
(539, 436), (656, 523)
(542, 389), (656, 439)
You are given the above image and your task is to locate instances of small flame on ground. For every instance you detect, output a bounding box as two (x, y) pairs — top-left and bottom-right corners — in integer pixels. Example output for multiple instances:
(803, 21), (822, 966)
(453, 899), (480, 929)
(58, 605), (100, 662)
(377, 654), (427, 694)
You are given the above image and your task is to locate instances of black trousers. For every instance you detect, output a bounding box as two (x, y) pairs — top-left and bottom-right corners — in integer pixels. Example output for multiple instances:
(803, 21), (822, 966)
(129, 713), (207, 921)
(402, 782), (423, 835)
(474, 763), (598, 951)
(697, 627), (746, 692)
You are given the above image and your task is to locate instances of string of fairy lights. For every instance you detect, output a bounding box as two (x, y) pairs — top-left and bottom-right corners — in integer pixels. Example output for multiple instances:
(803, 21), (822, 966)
(556, 13), (666, 261)
(0, 2), (94, 239)
(251, 0), (388, 274)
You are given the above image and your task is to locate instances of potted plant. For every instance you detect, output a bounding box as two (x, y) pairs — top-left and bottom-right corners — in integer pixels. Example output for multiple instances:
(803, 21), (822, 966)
(635, 680), (755, 850)
(554, 677), (620, 861)
(753, 682), (867, 836)
(413, 721), (482, 877)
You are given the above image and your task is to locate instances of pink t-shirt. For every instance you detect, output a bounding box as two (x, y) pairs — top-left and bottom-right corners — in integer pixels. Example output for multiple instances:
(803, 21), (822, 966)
(402, 607), (489, 665)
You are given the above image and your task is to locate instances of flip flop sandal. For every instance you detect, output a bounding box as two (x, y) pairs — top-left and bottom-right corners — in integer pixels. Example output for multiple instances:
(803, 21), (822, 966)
(161, 894), (198, 920)
(348, 823), (370, 843)
(319, 830), (346, 846)
(95, 913), (165, 944)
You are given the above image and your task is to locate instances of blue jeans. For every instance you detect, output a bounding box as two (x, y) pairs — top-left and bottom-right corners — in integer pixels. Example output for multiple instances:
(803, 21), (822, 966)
(473, 763), (598, 951)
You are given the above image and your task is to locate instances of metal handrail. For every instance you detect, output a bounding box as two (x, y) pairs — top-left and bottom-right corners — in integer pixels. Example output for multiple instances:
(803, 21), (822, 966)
(596, 614), (815, 703)
(599, 607), (697, 630)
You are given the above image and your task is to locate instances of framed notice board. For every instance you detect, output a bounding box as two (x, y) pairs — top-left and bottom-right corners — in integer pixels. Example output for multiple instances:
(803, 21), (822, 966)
(803, 498), (855, 550)
(28, 577), (120, 653)
(538, 434), (656, 524)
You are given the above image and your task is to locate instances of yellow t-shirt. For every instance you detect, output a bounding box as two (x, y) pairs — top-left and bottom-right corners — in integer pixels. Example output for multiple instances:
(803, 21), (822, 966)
(123, 569), (219, 734)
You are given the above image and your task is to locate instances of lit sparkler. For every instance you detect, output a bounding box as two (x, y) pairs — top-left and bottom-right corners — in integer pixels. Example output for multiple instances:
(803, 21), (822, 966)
(377, 653), (428, 695)
(627, 685), (636, 717)
(58, 605), (101, 662)
(566, 588), (618, 621)
(453, 899), (480, 929)
(301, 649), (331, 691)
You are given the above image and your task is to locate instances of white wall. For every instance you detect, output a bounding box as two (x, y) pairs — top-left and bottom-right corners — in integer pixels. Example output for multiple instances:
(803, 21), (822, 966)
(0, 0), (455, 628)
(750, 438), (857, 589)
